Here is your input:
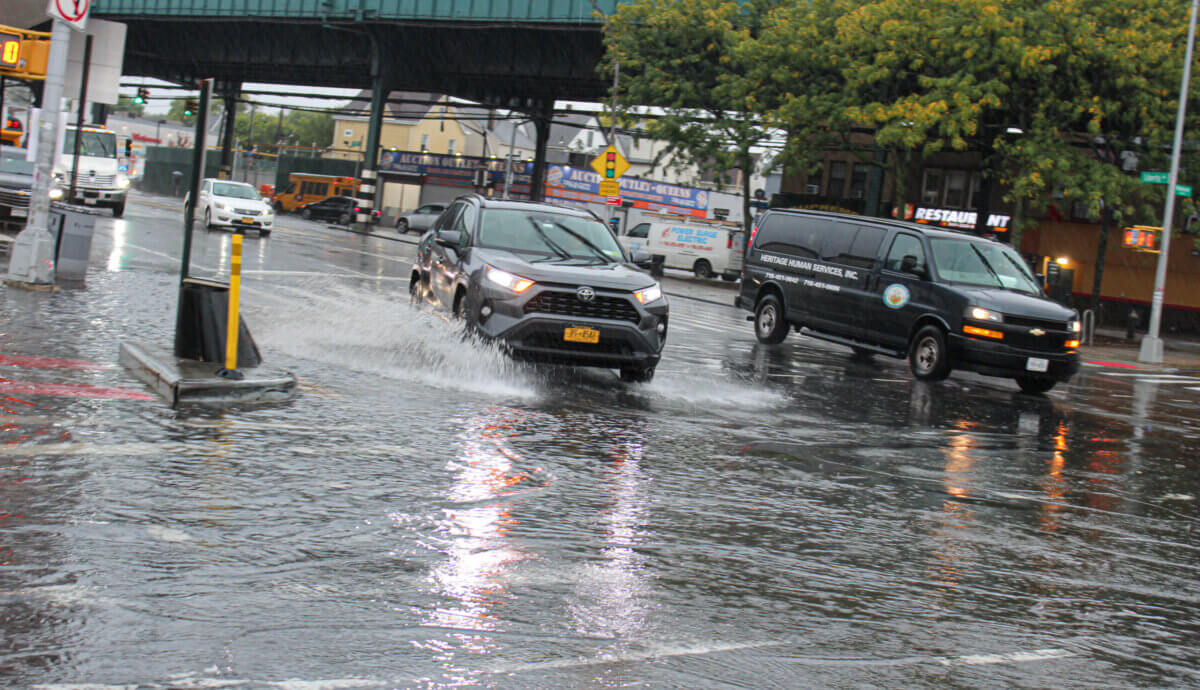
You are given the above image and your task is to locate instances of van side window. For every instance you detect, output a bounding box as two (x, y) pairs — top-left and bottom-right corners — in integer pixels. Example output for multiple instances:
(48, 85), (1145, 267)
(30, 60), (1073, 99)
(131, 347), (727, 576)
(846, 225), (886, 269)
(758, 216), (826, 258)
(629, 223), (650, 239)
(820, 224), (856, 265)
(885, 233), (927, 274)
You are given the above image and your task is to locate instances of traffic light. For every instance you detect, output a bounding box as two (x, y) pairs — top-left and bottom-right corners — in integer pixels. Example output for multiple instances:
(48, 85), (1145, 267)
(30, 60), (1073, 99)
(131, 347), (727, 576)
(605, 150), (617, 179)
(124, 139), (132, 157)
(133, 87), (149, 105)
(0, 25), (50, 80)
(1, 30), (19, 70)
(183, 98), (198, 117)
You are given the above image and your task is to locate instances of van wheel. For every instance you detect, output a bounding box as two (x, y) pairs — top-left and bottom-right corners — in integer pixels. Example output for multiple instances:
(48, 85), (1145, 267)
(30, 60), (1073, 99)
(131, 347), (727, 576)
(693, 259), (714, 279)
(1016, 376), (1057, 394)
(111, 201), (125, 218)
(754, 295), (789, 344)
(301, 207), (312, 220)
(909, 325), (951, 381)
(620, 366), (655, 383)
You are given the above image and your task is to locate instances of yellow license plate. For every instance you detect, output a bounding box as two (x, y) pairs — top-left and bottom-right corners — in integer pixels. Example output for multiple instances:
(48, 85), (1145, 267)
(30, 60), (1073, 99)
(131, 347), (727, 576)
(240, 218), (254, 224)
(564, 326), (600, 344)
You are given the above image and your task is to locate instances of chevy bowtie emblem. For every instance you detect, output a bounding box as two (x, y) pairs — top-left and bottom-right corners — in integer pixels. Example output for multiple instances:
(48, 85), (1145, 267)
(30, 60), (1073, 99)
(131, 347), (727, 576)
(1029, 328), (1046, 336)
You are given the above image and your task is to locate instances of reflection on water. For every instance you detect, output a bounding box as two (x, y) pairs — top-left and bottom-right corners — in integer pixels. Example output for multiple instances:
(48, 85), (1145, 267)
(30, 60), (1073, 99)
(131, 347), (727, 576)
(422, 406), (534, 683)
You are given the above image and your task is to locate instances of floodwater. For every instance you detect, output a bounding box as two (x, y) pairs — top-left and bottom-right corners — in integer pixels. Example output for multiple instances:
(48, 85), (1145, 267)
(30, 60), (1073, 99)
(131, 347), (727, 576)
(1, 198), (1198, 687)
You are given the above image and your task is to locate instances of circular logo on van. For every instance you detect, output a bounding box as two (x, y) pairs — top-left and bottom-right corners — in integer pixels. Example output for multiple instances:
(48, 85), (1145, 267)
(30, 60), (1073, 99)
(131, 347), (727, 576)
(883, 283), (911, 310)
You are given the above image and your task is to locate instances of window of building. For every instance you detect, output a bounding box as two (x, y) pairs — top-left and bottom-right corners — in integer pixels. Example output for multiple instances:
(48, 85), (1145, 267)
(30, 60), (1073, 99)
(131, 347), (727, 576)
(922, 168), (944, 205)
(804, 169), (822, 195)
(448, 139), (456, 155)
(420, 134), (430, 152)
(943, 170), (968, 208)
(966, 172), (983, 209)
(849, 163), (870, 200)
(827, 161), (848, 200)
(587, 131), (594, 148)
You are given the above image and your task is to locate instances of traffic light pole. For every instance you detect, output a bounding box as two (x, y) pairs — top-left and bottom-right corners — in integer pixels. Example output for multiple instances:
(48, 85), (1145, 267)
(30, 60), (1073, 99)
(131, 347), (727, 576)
(1139, 0), (1199, 364)
(66, 34), (92, 203)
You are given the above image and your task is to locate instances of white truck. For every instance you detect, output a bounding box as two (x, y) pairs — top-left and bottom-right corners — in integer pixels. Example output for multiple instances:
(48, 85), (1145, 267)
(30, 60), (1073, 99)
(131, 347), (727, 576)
(619, 213), (746, 281)
(53, 125), (129, 217)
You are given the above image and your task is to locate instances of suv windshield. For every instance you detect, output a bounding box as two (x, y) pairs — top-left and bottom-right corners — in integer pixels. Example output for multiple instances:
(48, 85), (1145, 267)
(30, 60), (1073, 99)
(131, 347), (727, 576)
(478, 209), (624, 262)
(213, 182), (259, 199)
(930, 239), (1042, 294)
(63, 130), (117, 158)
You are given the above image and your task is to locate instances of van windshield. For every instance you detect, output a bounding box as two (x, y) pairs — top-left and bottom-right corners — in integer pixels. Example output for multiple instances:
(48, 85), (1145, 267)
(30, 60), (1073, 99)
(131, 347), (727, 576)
(63, 130), (117, 158)
(930, 239), (1042, 295)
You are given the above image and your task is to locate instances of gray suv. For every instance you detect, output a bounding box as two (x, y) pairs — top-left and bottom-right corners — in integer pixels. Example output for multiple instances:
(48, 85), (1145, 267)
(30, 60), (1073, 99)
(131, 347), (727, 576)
(410, 195), (668, 382)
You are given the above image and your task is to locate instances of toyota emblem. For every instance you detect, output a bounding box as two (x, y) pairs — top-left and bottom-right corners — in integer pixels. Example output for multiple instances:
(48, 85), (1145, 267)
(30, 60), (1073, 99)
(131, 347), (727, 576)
(576, 286), (596, 302)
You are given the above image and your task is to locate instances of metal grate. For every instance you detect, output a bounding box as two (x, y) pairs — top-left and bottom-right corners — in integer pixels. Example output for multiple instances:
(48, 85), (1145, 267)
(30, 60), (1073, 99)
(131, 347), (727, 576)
(70, 172), (117, 187)
(524, 290), (640, 324)
(0, 189), (31, 208)
(1004, 314), (1069, 331)
(234, 208), (261, 216)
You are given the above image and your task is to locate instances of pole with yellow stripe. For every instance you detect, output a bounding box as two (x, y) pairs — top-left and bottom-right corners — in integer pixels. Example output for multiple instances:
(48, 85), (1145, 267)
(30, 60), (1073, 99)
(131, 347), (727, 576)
(220, 233), (244, 379)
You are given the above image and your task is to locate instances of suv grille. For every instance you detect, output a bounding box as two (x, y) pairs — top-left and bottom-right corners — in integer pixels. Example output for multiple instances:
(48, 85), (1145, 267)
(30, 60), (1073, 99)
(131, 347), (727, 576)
(524, 290), (640, 324)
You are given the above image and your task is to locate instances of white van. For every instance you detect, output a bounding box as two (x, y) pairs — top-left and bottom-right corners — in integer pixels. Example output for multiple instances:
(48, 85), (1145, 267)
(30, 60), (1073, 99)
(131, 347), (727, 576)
(52, 126), (129, 217)
(620, 214), (745, 281)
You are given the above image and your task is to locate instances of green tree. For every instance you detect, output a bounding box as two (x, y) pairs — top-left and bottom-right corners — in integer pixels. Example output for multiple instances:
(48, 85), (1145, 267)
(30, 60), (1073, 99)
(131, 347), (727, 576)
(756, 0), (1196, 302)
(602, 0), (779, 235)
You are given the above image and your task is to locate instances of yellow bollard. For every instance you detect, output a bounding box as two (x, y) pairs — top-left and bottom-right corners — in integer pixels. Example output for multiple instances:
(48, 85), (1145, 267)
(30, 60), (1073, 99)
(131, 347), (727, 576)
(224, 233), (243, 374)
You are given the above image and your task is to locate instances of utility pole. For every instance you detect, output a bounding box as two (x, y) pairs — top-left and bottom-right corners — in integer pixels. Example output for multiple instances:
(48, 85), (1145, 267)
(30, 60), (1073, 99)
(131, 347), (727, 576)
(7, 19), (72, 286)
(1139, 0), (1199, 364)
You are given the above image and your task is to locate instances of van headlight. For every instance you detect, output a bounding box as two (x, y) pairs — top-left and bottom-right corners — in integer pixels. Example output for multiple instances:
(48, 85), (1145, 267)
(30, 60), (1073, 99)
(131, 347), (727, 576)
(485, 266), (535, 293)
(966, 306), (1003, 323)
(1069, 319), (1081, 333)
(635, 282), (663, 304)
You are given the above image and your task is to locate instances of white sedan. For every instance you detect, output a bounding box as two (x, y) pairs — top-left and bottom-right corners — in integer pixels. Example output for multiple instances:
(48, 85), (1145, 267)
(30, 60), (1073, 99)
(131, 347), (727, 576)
(197, 178), (274, 235)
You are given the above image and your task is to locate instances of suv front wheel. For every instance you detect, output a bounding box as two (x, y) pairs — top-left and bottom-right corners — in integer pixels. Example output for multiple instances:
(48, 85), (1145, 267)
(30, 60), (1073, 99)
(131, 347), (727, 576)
(754, 295), (789, 344)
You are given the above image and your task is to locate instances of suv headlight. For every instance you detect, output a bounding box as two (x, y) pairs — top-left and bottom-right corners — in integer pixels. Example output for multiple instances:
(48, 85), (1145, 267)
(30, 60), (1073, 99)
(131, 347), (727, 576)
(635, 282), (663, 304)
(966, 306), (1003, 323)
(485, 266), (534, 293)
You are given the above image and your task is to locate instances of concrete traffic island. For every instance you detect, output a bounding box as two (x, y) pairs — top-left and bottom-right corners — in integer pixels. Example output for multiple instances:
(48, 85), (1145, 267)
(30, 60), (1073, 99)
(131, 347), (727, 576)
(120, 341), (297, 407)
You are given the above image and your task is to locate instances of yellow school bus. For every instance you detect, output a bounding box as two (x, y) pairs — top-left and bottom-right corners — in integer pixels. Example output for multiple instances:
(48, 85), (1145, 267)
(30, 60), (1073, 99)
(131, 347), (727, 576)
(272, 173), (359, 212)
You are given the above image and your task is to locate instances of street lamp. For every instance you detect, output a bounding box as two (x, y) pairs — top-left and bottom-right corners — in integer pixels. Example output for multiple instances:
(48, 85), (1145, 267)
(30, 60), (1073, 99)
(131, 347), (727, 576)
(1140, 0), (1199, 363)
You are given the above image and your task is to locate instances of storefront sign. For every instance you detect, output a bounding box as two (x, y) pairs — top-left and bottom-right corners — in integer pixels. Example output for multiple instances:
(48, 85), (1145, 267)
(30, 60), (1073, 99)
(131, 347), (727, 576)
(906, 205), (1011, 231)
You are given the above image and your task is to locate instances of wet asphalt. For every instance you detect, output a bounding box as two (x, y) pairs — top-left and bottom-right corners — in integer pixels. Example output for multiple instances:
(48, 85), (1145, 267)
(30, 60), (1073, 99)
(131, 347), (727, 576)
(0, 195), (1198, 688)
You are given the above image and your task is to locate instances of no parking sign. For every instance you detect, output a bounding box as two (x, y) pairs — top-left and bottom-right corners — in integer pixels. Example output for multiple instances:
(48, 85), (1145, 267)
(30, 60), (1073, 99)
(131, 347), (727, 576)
(48, 0), (90, 31)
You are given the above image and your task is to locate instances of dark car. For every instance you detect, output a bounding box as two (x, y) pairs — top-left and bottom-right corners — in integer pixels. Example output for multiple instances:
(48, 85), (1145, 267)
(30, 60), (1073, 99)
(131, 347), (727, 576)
(410, 195), (668, 382)
(737, 209), (1081, 393)
(299, 195), (380, 225)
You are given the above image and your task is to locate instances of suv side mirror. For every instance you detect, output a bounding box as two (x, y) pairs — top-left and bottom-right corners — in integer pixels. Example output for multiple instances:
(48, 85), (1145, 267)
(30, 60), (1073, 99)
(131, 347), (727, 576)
(435, 230), (463, 248)
(630, 249), (653, 268)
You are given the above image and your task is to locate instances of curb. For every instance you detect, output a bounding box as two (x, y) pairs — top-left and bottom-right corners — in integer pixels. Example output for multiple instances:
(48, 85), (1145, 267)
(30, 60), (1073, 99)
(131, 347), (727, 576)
(120, 341), (298, 407)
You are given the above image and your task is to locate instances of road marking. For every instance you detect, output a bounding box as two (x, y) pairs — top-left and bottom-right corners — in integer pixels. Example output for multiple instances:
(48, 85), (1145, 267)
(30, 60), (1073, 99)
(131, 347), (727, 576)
(934, 648), (1076, 666)
(0, 381), (155, 401)
(0, 354), (112, 371)
(1083, 360), (1142, 369)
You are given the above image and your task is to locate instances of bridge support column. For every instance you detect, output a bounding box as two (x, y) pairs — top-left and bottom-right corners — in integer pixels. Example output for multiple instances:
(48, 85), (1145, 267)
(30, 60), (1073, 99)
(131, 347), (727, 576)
(356, 43), (387, 228)
(528, 100), (553, 202)
(218, 82), (241, 180)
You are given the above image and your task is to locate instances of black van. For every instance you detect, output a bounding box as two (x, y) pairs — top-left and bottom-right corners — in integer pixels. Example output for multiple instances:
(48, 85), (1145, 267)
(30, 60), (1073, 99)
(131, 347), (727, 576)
(736, 210), (1081, 393)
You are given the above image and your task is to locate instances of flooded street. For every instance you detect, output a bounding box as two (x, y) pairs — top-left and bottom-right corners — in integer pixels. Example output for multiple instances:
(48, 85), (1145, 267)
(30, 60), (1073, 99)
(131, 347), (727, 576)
(2, 196), (1199, 687)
